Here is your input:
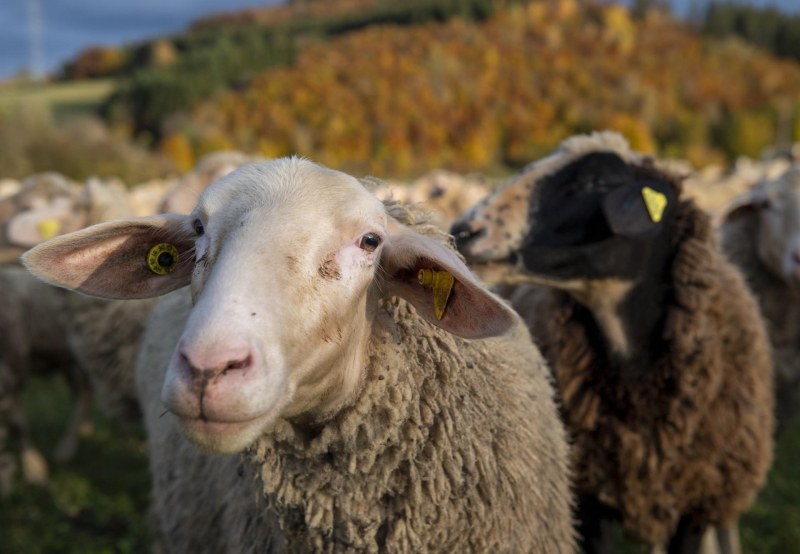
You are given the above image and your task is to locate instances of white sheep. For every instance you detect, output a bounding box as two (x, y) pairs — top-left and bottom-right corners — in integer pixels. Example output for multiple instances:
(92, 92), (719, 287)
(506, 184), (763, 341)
(0, 173), (133, 264)
(158, 150), (263, 214)
(24, 157), (576, 552)
(372, 169), (492, 230)
(720, 164), (800, 431)
(0, 177), (148, 492)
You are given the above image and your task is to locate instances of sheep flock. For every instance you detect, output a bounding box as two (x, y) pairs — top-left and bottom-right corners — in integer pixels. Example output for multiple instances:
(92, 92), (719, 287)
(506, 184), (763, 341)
(2, 137), (797, 553)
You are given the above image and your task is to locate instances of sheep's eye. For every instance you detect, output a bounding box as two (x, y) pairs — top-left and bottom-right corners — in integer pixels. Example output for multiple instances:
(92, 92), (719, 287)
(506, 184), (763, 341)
(193, 219), (204, 236)
(359, 232), (382, 252)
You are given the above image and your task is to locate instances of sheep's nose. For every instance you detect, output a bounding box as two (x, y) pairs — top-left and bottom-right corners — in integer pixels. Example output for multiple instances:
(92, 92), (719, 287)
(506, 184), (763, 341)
(792, 250), (800, 265)
(451, 219), (486, 252)
(178, 342), (254, 387)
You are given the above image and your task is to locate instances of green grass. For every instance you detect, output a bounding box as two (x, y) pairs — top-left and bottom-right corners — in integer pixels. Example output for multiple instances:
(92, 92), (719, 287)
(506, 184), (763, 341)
(0, 79), (115, 121)
(1, 377), (798, 552)
(0, 376), (152, 553)
(741, 415), (800, 552)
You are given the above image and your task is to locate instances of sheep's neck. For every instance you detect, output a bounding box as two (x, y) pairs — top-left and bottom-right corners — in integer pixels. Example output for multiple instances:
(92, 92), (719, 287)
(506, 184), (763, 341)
(569, 264), (671, 371)
(566, 279), (634, 358)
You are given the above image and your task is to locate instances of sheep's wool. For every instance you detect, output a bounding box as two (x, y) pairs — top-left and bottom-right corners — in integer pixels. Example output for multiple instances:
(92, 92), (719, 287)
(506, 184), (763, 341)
(721, 205), (800, 428)
(250, 297), (575, 553)
(526, 201), (774, 544)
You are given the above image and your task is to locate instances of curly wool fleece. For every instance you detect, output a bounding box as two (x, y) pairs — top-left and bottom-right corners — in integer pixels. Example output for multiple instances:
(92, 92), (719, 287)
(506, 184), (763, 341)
(516, 201), (773, 545)
(251, 296), (575, 553)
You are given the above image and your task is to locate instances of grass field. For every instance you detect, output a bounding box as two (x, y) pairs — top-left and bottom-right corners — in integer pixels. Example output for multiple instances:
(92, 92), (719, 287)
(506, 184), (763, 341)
(1, 375), (798, 552)
(0, 79), (114, 120)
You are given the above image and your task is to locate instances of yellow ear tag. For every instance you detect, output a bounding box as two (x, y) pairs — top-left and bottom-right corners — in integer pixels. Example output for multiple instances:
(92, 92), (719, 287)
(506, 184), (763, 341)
(417, 268), (454, 321)
(641, 186), (668, 223)
(147, 243), (180, 275)
(37, 218), (61, 240)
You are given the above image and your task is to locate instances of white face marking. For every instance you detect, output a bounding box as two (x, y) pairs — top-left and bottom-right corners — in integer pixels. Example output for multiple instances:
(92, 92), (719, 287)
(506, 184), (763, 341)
(160, 159), (389, 453)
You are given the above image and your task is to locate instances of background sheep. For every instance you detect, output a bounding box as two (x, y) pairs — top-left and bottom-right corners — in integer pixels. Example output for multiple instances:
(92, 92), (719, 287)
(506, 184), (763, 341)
(0, 178), (150, 493)
(157, 150), (263, 214)
(0, 179), (20, 201)
(0, 173), (133, 264)
(452, 131), (774, 553)
(24, 157), (576, 553)
(719, 165), (800, 431)
(372, 169), (492, 229)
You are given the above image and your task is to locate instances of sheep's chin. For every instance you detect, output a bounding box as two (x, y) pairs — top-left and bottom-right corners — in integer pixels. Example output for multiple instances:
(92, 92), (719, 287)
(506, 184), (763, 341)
(176, 413), (275, 454)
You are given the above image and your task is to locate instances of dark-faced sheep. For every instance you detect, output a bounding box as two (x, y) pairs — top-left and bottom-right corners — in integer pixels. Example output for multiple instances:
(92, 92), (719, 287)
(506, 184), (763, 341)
(24, 157), (576, 553)
(720, 165), (800, 431)
(451, 131), (774, 553)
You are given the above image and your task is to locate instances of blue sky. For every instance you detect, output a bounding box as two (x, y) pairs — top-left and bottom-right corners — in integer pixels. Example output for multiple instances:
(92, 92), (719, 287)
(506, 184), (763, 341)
(1, 0), (799, 80)
(0, 0), (280, 79)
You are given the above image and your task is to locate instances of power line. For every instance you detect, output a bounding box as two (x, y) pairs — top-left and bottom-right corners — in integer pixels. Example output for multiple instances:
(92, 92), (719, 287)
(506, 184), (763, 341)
(27, 0), (44, 79)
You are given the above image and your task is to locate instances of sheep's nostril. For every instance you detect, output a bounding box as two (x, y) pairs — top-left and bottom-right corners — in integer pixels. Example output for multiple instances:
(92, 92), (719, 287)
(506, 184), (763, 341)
(793, 251), (800, 265)
(224, 356), (252, 373)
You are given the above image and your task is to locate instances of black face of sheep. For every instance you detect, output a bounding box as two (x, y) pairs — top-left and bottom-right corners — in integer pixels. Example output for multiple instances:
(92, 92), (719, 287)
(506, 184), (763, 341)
(452, 150), (678, 286)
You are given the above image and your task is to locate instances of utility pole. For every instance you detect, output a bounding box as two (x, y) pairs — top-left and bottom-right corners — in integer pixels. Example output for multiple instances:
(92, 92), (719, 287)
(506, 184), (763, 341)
(27, 0), (44, 80)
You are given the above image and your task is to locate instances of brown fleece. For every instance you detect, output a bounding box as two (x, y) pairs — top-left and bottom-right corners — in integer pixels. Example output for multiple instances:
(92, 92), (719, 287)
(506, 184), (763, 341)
(507, 201), (774, 545)
(721, 209), (800, 429)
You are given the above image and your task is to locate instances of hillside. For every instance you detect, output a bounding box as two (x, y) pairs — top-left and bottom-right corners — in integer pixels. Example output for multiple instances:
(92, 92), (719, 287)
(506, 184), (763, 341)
(163, 0), (800, 176)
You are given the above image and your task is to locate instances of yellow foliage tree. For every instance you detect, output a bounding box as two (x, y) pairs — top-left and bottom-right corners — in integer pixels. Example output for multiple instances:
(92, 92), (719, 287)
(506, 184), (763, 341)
(160, 133), (194, 172)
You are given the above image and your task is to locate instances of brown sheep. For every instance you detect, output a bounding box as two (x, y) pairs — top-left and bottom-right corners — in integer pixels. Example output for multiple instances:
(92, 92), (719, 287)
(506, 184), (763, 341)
(452, 131), (774, 554)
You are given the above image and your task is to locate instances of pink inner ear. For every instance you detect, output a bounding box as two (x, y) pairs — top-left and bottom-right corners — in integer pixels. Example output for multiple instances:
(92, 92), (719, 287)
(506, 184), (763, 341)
(23, 215), (195, 300)
(386, 253), (516, 340)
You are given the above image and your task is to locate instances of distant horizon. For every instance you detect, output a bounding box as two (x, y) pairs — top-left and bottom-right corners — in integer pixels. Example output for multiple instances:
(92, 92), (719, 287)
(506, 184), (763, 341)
(1, 0), (799, 82)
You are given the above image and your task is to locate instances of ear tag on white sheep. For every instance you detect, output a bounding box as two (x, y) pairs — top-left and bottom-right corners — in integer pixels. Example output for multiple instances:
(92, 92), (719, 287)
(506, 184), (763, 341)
(641, 187), (668, 223)
(418, 269), (454, 320)
(37, 218), (61, 240)
(147, 243), (180, 275)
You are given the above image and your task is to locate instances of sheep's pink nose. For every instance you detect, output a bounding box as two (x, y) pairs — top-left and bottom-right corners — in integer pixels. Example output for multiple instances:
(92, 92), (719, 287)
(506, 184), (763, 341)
(178, 342), (254, 386)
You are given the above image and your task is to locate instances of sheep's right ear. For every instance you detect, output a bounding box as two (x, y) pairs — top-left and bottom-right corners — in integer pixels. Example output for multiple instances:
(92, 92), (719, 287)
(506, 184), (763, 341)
(22, 214), (194, 300)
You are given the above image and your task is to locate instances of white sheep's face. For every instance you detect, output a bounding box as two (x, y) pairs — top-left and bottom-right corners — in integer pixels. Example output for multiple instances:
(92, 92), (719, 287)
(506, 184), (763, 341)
(22, 157), (517, 455)
(162, 161), (390, 452)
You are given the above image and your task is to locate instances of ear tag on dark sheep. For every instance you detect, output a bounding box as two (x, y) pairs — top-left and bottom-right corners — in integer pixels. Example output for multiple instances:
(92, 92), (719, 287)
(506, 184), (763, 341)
(641, 186), (668, 223)
(418, 269), (454, 320)
(37, 218), (61, 240)
(147, 243), (180, 275)
(602, 183), (667, 238)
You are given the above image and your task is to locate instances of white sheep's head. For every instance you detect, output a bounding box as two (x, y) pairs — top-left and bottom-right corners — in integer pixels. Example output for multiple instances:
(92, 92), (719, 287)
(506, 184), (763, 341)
(723, 165), (800, 289)
(23, 157), (515, 454)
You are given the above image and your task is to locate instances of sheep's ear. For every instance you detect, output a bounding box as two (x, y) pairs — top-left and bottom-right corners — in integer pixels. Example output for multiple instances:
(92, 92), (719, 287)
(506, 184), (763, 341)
(602, 181), (676, 238)
(6, 197), (86, 247)
(721, 186), (769, 222)
(381, 220), (517, 339)
(22, 214), (194, 299)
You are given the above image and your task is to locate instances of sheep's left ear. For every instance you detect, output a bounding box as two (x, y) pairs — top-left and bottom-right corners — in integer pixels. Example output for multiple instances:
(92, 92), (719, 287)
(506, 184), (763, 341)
(721, 186), (770, 222)
(381, 220), (517, 339)
(22, 214), (195, 299)
(602, 180), (676, 238)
